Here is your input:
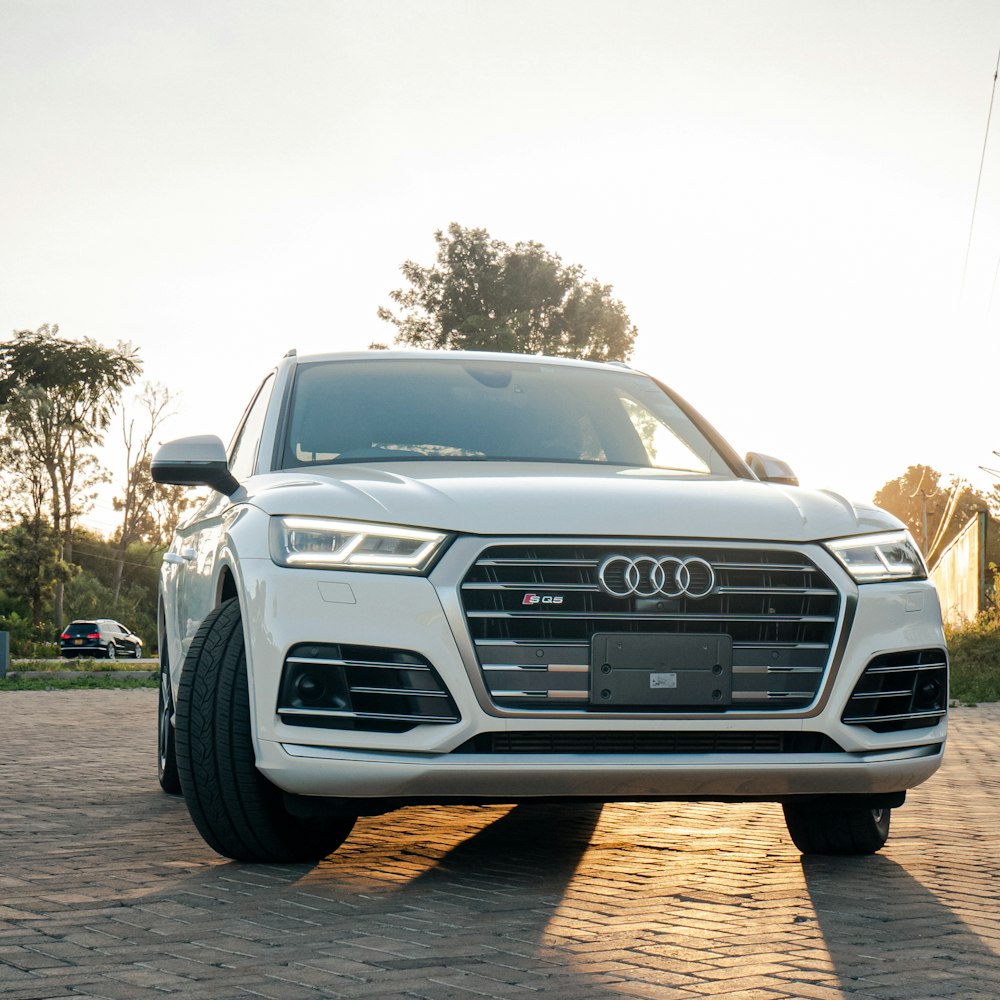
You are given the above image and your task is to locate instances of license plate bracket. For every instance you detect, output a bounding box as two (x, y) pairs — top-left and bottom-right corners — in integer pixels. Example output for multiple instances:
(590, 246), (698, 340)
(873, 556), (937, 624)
(590, 633), (733, 707)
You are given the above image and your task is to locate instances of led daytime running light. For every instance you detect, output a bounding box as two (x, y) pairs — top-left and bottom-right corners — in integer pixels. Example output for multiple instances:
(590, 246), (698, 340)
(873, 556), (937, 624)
(825, 531), (926, 583)
(270, 516), (447, 573)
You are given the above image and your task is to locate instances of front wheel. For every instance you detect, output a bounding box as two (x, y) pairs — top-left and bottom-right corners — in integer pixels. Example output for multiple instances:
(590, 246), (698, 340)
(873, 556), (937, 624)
(106, 643), (116, 660)
(783, 799), (891, 855)
(174, 598), (356, 862)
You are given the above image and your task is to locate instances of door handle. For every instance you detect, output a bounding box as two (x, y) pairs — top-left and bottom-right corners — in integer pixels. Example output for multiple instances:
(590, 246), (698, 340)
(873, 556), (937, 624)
(163, 553), (184, 565)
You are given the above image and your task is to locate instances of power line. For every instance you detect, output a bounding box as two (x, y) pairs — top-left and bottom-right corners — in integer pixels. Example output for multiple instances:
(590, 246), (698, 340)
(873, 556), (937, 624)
(962, 44), (1000, 292)
(70, 540), (164, 572)
(990, 243), (1000, 313)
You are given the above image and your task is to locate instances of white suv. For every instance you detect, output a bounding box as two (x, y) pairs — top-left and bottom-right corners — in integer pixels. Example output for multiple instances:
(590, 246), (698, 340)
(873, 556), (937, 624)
(153, 351), (947, 862)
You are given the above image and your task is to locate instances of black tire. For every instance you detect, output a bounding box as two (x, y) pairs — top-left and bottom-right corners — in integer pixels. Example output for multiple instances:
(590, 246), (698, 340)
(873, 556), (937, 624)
(134, 644), (142, 659)
(174, 598), (356, 862)
(106, 643), (116, 660)
(158, 651), (182, 794)
(783, 799), (891, 855)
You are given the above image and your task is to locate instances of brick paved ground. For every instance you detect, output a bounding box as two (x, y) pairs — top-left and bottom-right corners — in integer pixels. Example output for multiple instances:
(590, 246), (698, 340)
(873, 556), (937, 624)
(1, 691), (999, 1000)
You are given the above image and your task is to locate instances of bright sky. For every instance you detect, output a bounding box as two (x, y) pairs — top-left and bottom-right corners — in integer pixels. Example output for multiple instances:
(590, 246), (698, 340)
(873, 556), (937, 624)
(3, 0), (1000, 537)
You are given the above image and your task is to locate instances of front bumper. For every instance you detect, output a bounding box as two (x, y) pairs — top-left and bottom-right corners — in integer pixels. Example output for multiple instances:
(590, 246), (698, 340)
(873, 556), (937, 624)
(228, 534), (947, 804)
(258, 737), (943, 801)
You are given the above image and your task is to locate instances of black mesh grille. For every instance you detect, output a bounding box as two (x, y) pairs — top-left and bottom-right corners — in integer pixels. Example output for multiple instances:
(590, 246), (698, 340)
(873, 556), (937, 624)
(453, 731), (843, 754)
(277, 643), (460, 733)
(842, 648), (948, 733)
(460, 543), (841, 712)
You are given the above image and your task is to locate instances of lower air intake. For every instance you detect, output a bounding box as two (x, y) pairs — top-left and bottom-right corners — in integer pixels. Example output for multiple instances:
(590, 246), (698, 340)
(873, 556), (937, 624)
(277, 643), (460, 733)
(842, 648), (948, 733)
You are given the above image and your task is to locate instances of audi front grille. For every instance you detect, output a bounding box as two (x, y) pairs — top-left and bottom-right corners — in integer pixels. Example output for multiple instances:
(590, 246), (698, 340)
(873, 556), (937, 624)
(459, 543), (842, 712)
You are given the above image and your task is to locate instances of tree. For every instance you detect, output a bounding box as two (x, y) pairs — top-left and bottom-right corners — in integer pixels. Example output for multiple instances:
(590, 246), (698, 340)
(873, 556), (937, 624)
(0, 428), (70, 628)
(113, 383), (177, 601)
(874, 465), (991, 563)
(0, 325), (141, 627)
(68, 528), (159, 648)
(377, 223), (637, 361)
(144, 471), (197, 550)
(0, 520), (73, 628)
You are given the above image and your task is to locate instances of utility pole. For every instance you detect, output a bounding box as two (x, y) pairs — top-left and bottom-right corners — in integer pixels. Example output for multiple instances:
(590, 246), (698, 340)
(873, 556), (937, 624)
(909, 468), (942, 557)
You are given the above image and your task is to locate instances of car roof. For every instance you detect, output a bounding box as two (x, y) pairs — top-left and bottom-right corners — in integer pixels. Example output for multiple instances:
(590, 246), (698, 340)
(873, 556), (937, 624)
(288, 349), (638, 374)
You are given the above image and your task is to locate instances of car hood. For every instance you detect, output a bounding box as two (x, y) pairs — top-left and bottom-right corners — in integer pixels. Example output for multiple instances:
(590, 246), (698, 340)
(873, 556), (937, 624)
(240, 462), (898, 542)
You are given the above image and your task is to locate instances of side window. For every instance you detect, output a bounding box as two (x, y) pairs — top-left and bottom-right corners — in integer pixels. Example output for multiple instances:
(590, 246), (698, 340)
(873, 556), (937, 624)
(229, 373), (276, 481)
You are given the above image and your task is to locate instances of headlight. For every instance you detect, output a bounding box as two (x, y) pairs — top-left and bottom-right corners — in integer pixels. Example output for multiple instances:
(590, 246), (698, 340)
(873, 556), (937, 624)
(825, 531), (927, 583)
(269, 516), (450, 573)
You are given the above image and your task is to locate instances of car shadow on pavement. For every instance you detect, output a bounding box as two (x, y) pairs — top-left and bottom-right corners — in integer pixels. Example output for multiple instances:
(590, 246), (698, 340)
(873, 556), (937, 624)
(800, 853), (1000, 996)
(391, 800), (605, 883)
(296, 801), (611, 994)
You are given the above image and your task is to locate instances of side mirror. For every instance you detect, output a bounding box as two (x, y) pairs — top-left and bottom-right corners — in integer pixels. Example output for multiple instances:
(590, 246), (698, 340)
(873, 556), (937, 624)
(151, 435), (240, 496)
(745, 451), (799, 487)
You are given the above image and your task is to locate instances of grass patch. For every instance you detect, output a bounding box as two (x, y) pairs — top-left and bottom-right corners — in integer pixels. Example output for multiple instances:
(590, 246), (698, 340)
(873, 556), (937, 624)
(947, 611), (1000, 706)
(0, 673), (157, 691)
(10, 658), (151, 672)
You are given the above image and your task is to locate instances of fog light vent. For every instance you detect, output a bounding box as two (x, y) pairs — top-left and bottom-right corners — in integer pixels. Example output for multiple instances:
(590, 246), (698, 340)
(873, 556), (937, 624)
(842, 648), (948, 733)
(277, 643), (461, 733)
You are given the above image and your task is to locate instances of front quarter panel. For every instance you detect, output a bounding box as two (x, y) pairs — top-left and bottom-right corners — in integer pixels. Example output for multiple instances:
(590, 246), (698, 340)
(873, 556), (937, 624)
(172, 492), (238, 660)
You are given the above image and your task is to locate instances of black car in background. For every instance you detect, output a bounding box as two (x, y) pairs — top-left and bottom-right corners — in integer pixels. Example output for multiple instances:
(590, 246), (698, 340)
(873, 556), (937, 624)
(60, 619), (144, 659)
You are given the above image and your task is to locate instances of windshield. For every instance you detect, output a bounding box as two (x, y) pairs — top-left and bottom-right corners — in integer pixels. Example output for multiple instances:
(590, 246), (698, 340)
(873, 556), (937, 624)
(281, 358), (737, 476)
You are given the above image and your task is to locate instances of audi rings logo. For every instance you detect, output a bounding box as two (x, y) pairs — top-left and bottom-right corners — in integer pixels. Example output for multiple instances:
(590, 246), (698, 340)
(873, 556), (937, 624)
(597, 554), (717, 600)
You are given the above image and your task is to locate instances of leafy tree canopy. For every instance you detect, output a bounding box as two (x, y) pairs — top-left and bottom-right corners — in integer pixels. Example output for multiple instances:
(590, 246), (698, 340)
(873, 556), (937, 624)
(378, 223), (637, 362)
(0, 324), (141, 628)
(0, 519), (73, 627)
(873, 465), (1000, 562)
(0, 325), (141, 436)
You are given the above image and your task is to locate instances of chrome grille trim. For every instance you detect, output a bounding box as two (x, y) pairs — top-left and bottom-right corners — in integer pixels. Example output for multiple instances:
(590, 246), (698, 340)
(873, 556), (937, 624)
(482, 664), (589, 672)
(286, 655), (432, 673)
(348, 686), (451, 698)
(465, 611), (837, 623)
(864, 661), (947, 675)
(492, 690), (590, 700)
(717, 587), (838, 596)
(842, 708), (945, 725)
(477, 558), (602, 567)
(280, 707), (460, 723)
(734, 665), (823, 674)
(463, 582), (598, 591)
(466, 584), (838, 597)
